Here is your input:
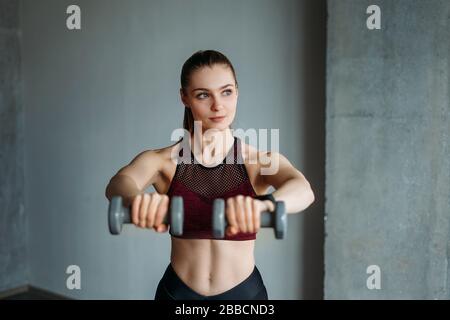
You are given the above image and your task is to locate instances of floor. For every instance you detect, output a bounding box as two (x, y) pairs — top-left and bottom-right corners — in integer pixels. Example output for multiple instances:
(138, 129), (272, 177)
(2, 287), (69, 300)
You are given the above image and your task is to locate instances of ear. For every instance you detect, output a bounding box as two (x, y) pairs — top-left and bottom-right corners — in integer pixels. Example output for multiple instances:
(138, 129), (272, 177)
(180, 88), (189, 107)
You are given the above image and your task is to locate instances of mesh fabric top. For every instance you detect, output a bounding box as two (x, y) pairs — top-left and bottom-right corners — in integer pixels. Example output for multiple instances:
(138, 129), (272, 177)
(167, 136), (258, 240)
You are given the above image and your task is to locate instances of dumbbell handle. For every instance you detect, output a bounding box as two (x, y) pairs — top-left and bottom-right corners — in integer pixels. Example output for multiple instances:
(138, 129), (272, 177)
(213, 199), (287, 239)
(110, 199), (170, 224)
(219, 211), (276, 227)
(108, 196), (182, 235)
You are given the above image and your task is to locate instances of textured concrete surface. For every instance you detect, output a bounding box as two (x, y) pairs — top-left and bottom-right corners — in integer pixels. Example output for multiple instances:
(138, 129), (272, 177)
(326, 0), (450, 299)
(0, 0), (27, 292)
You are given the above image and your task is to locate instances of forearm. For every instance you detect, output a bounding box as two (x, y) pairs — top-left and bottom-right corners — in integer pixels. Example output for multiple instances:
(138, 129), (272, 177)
(105, 174), (142, 207)
(272, 177), (315, 214)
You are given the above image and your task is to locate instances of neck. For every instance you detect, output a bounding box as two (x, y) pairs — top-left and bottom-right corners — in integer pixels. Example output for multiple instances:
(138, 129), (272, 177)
(190, 128), (234, 166)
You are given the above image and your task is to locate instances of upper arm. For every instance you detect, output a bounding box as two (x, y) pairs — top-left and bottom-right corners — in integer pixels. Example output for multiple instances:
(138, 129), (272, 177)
(115, 150), (163, 191)
(260, 151), (307, 189)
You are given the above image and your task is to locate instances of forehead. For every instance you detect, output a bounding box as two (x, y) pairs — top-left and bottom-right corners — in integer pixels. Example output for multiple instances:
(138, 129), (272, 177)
(189, 64), (235, 89)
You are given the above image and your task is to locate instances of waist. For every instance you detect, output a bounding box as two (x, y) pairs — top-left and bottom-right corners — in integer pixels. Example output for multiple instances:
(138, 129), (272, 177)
(170, 237), (255, 295)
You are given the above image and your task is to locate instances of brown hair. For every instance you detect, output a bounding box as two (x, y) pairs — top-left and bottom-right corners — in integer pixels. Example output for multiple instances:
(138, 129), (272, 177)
(180, 50), (238, 133)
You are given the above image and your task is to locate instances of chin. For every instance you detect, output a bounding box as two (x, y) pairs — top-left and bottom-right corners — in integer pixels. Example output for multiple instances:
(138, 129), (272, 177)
(212, 123), (230, 131)
(203, 120), (227, 130)
(204, 126), (225, 133)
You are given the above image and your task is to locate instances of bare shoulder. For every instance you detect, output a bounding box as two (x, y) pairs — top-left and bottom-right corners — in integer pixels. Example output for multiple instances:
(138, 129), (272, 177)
(154, 139), (183, 163)
(238, 140), (278, 193)
(239, 139), (294, 176)
(116, 140), (182, 190)
(121, 144), (168, 169)
(238, 139), (280, 168)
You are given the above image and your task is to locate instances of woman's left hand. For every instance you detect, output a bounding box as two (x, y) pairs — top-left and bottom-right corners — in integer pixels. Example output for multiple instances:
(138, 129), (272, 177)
(225, 195), (275, 236)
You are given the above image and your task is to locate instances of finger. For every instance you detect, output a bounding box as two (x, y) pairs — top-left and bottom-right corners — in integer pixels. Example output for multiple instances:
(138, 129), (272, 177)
(139, 193), (150, 228)
(244, 196), (254, 233)
(226, 197), (238, 235)
(156, 224), (168, 233)
(154, 195), (169, 231)
(146, 193), (160, 229)
(235, 195), (246, 233)
(131, 195), (142, 225)
(253, 199), (261, 233)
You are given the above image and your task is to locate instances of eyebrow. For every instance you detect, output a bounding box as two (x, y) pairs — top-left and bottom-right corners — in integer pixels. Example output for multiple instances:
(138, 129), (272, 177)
(192, 84), (234, 93)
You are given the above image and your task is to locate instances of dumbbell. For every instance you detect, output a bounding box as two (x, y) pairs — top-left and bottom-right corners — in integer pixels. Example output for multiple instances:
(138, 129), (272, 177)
(108, 195), (184, 236)
(212, 199), (287, 239)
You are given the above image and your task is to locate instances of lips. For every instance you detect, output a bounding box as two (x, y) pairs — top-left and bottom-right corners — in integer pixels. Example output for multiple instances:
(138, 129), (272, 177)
(209, 116), (226, 122)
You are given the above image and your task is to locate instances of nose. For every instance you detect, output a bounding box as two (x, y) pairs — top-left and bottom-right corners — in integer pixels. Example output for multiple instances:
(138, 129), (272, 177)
(210, 96), (224, 112)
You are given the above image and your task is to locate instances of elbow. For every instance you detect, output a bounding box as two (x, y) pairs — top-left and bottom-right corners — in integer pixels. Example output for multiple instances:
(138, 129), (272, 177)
(308, 187), (315, 206)
(304, 180), (315, 207)
(105, 179), (113, 201)
(105, 185), (111, 201)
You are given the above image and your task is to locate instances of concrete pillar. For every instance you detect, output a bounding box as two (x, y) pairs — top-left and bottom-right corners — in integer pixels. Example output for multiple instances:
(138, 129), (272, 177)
(326, 0), (450, 299)
(0, 0), (27, 292)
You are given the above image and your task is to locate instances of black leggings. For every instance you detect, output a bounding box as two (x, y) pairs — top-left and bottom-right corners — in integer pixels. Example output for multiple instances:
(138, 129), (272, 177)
(154, 263), (268, 300)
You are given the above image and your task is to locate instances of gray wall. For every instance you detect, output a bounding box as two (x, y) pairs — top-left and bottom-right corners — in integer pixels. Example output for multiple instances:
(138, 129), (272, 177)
(20, 0), (325, 299)
(326, 0), (450, 299)
(0, 0), (27, 293)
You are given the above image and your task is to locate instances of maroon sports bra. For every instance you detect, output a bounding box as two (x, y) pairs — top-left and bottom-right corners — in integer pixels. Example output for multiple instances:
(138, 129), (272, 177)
(166, 136), (258, 240)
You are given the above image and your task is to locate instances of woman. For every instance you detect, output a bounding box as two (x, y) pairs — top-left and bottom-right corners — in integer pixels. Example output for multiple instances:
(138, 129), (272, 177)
(105, 50), (315, 300)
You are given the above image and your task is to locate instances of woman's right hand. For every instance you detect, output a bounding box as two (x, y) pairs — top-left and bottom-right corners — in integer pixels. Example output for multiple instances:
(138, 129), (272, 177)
(130, 192), (170, 233)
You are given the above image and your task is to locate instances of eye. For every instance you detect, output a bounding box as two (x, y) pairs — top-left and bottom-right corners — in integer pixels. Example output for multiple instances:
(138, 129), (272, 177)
(196, 89), (233, 100)
(197, 92), (208, 99)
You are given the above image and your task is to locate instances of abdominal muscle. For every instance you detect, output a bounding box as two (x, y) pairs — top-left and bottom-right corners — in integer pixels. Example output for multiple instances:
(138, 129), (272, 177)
(155, 141), (262, 297)
(170, 236), (256, 296)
